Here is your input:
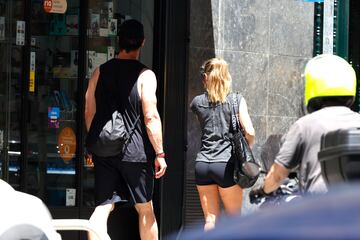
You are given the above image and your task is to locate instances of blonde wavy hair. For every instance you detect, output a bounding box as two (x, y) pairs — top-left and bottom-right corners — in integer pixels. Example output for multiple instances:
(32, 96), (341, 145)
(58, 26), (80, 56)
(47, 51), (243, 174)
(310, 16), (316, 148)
(201, 58), (232, 103)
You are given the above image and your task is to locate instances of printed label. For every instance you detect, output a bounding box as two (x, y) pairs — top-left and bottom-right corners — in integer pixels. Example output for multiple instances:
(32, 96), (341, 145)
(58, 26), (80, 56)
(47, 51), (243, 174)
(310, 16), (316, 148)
(66, 188), (76, 206)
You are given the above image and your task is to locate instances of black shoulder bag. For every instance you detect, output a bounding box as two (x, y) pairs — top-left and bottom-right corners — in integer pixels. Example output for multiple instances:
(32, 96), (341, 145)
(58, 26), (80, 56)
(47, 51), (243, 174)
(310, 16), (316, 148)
(230, 93), (260, 188)
(87, 108), (140, 158)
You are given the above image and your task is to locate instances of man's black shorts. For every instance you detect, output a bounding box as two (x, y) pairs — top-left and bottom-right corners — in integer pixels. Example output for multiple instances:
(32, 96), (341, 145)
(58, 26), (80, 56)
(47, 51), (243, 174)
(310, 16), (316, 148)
(93, 155), (154, 206)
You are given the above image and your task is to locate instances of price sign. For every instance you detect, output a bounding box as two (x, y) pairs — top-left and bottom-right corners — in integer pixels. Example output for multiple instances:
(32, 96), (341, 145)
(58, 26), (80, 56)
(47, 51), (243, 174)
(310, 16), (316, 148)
(43, 0), (67, 14)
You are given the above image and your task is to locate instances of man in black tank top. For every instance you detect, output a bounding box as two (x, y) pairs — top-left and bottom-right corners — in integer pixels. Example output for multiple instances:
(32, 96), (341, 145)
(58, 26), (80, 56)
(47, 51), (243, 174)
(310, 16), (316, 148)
(85, 19), (167, 240)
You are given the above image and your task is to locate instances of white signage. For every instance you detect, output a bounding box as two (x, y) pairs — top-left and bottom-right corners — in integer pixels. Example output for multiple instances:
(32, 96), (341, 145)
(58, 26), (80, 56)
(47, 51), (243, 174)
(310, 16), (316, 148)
(16, 21), (25, 46)
(323, 0), (334, 54)
(66, 188), (76, 206)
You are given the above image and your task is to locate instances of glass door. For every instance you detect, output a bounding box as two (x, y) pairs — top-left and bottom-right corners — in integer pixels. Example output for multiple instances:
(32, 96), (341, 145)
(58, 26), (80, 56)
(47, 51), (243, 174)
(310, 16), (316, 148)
(0, 0), (25, 190)
(82, 0), (121, 208)
(27, 0), (80, 206)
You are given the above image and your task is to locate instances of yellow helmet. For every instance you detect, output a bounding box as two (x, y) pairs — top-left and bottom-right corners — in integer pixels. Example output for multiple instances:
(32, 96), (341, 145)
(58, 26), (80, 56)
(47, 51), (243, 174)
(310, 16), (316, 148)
(304, 54), (357, 107)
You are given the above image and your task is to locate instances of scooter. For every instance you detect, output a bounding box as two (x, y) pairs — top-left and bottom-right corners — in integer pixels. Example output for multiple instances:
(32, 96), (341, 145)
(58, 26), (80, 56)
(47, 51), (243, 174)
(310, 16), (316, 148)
(249, 173), (301, 208)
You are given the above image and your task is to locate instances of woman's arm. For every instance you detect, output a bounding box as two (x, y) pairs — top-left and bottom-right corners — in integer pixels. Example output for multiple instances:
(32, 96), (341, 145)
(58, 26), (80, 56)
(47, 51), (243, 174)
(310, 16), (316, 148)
(238, 98), (255, 147)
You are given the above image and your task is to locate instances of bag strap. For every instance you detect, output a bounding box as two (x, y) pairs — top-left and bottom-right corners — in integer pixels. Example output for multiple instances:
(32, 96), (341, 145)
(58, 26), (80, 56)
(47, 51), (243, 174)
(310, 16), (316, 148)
(104, 63), (145, 136)
(97, 64), (142, 138)
(231, 93), (257, 158)
(127, 114), (140, 136)
(231, 93), (242, 133)
(112, 93), (141, 136)
(231, 93), (250, 145)
(122, 68), (149, 136)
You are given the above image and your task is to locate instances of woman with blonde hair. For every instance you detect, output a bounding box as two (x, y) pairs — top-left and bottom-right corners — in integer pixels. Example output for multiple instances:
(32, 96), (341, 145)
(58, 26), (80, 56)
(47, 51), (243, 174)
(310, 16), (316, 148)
(190, 58), (255, 231)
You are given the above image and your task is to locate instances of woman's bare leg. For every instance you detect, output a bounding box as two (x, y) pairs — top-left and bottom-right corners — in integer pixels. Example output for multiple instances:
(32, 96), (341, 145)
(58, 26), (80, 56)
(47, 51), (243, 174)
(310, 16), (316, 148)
(218, 184), (243, 215)
(197, 184), (221, 231)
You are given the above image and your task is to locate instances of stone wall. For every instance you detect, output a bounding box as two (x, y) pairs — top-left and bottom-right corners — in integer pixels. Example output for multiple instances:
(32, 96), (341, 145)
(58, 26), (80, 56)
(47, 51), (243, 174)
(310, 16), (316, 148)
(184, 0), (314, 227)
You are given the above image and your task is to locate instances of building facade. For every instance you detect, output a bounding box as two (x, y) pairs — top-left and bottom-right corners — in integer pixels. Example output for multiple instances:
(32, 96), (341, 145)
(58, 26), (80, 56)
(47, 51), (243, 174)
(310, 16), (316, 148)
(183, 0), (360, 233)
(184, 0), (314, 228)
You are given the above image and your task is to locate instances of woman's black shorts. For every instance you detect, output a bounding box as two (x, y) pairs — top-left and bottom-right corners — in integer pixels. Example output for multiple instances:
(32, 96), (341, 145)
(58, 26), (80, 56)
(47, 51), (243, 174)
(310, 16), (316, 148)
(195, 160), (236, 188)
(93, 155), (154, 206)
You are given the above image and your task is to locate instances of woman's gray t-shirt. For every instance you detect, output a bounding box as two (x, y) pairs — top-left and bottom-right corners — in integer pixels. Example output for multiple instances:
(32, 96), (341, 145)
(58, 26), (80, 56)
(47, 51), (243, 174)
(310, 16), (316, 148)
(190, 92), (241, 163)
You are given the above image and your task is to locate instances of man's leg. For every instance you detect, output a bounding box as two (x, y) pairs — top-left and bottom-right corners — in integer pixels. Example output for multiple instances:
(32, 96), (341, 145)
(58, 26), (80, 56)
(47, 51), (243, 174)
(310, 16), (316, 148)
(135, 201), (158, 240)
(88, 203), (114, 240)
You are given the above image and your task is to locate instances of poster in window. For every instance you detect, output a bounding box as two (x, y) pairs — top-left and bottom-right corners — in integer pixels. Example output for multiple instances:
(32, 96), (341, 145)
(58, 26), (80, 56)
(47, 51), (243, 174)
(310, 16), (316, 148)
(70, 50), (78, 77)
(50, 14), (67, 35)
(58, 127), (76, 161)
(89, 13), (99, 36)
(87, 50), (96, 78)
(99, 11), (109, 36)
(108, 18), (117, 36)
(66, 10), (79, 35)
(104, 2), (113, 18)
(107, 46), (114, 60)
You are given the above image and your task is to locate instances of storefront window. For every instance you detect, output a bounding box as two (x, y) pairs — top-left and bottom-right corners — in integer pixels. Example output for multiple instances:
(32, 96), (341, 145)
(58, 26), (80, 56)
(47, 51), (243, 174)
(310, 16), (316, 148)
(1, 0), (154, 210)
(26, 0), (80, 206)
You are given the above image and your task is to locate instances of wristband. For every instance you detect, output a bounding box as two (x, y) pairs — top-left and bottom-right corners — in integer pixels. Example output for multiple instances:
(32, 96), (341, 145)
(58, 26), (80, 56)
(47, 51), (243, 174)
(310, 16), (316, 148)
(156, 152), (165, 158)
